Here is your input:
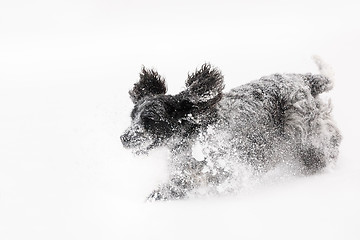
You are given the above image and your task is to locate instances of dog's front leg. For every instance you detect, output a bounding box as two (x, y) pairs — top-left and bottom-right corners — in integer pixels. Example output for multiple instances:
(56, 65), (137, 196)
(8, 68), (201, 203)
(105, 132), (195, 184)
(146, 182), (187, 202)
(147, 156), (206, 201)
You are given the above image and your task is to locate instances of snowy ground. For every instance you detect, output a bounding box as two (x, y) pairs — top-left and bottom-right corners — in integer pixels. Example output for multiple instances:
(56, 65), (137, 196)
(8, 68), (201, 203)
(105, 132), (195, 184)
(1, 0), (360, 239)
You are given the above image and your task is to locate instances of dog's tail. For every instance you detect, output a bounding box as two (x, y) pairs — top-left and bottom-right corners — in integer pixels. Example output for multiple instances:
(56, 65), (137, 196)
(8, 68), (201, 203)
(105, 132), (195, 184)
(313, 55), (335, 81)
(305, 56), (334, 96)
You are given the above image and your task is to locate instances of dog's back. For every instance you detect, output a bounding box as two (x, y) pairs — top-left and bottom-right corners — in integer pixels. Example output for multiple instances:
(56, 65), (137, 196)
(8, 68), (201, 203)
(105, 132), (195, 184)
(214, 58), (341, 174)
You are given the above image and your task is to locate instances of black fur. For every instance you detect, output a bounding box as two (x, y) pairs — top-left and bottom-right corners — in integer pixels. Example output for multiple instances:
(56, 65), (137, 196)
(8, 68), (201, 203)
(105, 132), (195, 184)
(129, 67), (167, 104)
(121, 61), (341, 201)
(122, 64), (224, 154)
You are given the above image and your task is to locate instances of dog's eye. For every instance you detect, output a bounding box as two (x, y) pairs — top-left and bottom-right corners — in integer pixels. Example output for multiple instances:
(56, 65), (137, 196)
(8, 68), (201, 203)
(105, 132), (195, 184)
(144, 114), (160, 121)
(142, 116), (172, 136)
(142, 116), (160, 129)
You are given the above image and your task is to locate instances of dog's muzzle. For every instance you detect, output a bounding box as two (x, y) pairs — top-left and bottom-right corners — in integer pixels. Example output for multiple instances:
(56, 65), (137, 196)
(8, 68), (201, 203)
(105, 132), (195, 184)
(120, 133), (131, 148)
(120, 127), (155, 154)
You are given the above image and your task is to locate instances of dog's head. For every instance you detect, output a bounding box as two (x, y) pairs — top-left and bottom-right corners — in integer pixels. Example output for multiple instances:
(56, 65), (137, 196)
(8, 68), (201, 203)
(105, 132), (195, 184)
(120, 64), (224, 154)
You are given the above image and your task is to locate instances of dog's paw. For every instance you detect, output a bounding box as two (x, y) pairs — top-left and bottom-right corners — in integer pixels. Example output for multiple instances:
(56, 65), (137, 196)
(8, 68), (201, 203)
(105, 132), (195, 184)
(146, 189), (168, 202)
(146, 185), (187, 202)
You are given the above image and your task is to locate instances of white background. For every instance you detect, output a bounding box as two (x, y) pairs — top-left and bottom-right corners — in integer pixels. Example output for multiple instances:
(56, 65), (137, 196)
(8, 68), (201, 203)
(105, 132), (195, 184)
(1, 0), (359, 239)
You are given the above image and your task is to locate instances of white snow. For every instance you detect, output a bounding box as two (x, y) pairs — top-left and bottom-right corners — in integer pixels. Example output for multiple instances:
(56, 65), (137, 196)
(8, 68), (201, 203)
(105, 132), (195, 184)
(1, 0), (360, 239)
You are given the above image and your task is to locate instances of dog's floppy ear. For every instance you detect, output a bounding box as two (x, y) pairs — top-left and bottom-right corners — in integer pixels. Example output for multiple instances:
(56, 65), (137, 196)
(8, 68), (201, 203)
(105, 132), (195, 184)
(129, 66), (167, 103)
(185, 63), (224, 107)
(171, 64), (224, 127)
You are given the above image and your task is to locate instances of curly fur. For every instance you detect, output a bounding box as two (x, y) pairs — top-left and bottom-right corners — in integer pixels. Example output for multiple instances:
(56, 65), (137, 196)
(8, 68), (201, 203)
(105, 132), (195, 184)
(121, 59), (341, 201)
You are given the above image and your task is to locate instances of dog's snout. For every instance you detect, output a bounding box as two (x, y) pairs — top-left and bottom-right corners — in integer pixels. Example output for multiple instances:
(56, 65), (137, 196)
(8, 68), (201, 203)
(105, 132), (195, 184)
(120, 133), (131, 146)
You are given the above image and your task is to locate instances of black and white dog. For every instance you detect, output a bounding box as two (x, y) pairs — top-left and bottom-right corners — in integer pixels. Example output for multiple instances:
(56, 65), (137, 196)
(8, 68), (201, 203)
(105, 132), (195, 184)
(121, 58), (341, 201)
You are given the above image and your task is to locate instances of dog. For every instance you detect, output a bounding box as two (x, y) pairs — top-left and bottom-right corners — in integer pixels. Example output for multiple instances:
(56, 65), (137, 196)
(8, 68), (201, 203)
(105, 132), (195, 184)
(120, 57), (341, 201)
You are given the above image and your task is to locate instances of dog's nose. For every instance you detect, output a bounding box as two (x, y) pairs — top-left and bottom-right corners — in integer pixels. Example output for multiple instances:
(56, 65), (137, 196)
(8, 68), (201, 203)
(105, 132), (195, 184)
(120, 133), (131, 146)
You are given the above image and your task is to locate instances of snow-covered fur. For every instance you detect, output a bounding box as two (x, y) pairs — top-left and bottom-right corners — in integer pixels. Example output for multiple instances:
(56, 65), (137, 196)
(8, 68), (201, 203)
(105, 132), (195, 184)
(120, 59), (341, 201)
